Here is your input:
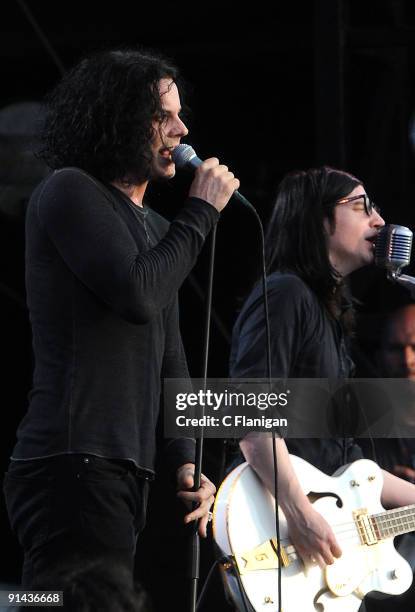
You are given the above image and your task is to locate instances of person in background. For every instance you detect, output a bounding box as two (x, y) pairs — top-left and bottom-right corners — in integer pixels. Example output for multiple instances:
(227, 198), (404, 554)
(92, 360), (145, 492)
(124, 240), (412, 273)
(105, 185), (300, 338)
(359, 302), (415, 612)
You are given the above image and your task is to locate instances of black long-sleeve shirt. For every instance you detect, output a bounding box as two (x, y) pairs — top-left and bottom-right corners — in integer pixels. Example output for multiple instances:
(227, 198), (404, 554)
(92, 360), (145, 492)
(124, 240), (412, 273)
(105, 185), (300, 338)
(12, 167), (219, 476)
(230, 272), (362, 474)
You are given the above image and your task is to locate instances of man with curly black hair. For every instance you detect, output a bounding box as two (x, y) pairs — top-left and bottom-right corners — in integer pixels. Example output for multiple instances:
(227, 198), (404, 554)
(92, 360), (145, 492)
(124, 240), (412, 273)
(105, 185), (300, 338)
(3, 48), (239, 588)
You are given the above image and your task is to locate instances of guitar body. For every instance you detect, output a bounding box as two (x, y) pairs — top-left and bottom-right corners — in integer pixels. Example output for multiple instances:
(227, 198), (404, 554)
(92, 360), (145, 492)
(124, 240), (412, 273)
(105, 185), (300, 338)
(213, 456), (413, 612)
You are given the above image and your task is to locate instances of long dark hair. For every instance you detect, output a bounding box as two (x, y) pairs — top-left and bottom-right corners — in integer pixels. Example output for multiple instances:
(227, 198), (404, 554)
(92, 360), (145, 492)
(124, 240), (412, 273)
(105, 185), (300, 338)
(265, 166), (362, 320)
(39, 48), (182, 184)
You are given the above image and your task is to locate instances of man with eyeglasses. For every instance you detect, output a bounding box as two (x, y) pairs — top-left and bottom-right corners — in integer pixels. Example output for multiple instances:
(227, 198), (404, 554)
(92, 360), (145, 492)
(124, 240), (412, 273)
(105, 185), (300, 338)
(230, 166), (415, 577)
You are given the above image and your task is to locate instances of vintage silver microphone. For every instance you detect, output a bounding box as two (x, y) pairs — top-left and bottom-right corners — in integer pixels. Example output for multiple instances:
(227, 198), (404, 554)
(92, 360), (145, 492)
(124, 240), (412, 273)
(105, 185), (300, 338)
(375, 224), (415, 296)
(375, 225), (413, 279)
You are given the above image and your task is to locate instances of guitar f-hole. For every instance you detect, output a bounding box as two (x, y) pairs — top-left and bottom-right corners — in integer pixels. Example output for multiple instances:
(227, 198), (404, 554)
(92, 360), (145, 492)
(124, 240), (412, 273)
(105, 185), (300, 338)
(313, 587), (329, 611)
(308, 491), (343, 508)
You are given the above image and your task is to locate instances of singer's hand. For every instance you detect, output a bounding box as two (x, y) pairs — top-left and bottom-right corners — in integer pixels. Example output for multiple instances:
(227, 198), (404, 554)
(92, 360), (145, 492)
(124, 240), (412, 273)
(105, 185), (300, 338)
(189, 158), (240, 212)
(176, 463), (216, 538)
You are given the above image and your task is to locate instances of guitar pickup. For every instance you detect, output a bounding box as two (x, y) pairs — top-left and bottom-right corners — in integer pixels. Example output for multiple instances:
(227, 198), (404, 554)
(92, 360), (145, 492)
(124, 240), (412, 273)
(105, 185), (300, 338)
(353, 508), (378, 545)
(235, 538), (290, 574)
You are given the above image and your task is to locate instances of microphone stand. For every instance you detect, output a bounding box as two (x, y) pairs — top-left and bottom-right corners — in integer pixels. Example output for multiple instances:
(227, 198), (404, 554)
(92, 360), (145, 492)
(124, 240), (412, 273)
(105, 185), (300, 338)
(389, 272), (415, 299)
(189, 225), (217, 612)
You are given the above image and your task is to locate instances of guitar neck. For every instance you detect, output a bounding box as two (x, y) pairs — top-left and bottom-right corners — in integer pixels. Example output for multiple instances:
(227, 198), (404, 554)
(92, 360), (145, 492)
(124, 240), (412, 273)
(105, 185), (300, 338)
(372, 504), (415, 539)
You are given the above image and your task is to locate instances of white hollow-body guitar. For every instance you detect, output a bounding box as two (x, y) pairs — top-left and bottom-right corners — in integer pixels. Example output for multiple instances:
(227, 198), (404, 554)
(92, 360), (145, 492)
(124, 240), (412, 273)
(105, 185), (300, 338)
(213, 456), (415, 612)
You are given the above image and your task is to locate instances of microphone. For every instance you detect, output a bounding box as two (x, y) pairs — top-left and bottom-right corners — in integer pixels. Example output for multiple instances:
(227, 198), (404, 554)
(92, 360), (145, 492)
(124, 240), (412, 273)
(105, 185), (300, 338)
(172, 144), (252, 209)
(375, 224), (413, 279)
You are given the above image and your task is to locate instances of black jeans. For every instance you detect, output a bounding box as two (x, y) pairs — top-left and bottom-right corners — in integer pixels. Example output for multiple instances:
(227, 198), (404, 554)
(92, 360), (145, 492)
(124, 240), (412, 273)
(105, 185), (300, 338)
(3, 454), (150, 587)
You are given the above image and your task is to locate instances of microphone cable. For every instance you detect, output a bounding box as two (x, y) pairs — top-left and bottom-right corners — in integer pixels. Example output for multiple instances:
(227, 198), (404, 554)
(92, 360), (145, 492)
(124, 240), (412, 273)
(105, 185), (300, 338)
(173, 144), (283, 612)
(238, 196), (283, 612)
(188, 187), (283, 612)
(189, 224), (217, 612)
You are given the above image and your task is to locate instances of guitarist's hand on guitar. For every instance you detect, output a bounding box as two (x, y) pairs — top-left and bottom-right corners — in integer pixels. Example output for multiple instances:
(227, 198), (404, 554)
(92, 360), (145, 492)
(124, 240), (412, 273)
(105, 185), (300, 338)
(240, 434), (342, 567)
(284, 499), (342, 568)
(176, 463), (216, 537)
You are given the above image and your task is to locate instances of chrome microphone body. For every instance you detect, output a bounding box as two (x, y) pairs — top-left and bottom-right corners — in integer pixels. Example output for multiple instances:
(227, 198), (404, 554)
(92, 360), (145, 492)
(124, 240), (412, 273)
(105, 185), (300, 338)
(375, 224), (413, 280)
(172, 144), (202, 172)
(375, 224), (415, 297)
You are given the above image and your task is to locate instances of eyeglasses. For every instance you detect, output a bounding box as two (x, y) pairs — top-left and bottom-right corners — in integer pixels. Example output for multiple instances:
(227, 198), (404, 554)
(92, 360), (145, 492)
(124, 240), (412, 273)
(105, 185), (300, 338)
(334, 194), (380, 217)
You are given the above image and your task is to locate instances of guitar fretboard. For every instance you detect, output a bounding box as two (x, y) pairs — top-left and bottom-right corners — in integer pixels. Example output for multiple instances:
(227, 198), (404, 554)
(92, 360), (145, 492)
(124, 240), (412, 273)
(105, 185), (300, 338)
(371, 505), (415, 539)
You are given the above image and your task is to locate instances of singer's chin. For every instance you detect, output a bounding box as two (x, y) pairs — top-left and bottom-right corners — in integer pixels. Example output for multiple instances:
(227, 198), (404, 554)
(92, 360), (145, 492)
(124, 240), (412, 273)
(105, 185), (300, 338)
(150, 163), (176, 182)
(366, 244), (376, 263)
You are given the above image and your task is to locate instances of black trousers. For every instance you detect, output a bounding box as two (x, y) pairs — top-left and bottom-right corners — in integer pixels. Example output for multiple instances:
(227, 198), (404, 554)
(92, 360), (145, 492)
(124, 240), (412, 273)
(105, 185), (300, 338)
(3, 454), (150, 587)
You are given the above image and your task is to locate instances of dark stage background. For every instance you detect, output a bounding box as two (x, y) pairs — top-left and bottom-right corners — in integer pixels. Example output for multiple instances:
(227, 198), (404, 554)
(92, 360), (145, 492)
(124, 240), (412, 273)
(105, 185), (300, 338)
(2, 1), (415, 610)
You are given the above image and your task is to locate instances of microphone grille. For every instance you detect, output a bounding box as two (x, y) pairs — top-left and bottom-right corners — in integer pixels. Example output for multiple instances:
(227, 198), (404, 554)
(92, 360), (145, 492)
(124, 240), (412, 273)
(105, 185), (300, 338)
(375, 224), (413, 271)
(172, 144), (196, 168)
